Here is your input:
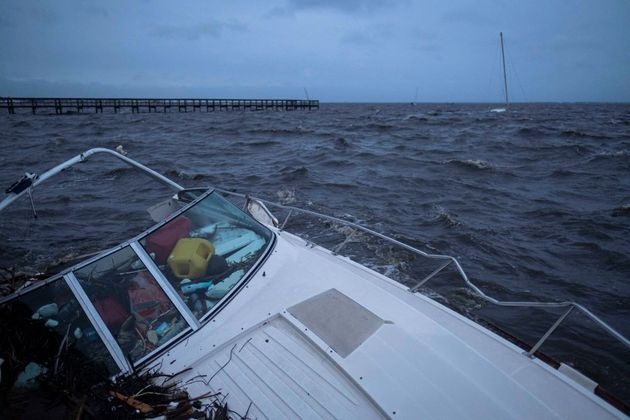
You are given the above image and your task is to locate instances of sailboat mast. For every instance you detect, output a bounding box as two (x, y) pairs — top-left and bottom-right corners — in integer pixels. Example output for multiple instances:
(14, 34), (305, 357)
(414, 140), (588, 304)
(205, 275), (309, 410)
(500, 32), (509, 105)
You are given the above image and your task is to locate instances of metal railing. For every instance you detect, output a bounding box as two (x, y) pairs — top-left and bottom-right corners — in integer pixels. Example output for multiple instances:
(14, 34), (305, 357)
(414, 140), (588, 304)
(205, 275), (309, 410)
(219, 189), (630, 357)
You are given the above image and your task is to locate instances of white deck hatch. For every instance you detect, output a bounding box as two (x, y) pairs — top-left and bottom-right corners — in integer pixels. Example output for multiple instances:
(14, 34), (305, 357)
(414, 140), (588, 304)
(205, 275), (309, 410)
(288, 288), (385, 358)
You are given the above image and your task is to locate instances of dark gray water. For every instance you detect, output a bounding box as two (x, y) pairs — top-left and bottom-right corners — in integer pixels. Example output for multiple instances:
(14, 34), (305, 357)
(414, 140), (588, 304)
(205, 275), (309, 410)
(1, 103), (629, 401)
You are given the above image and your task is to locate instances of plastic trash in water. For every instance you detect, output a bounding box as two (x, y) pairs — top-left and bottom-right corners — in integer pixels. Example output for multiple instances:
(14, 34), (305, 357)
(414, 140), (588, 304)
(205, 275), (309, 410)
(83, 327), (98, 342)
(15, 362), (48, 389)
(32, 303), (59, 319)
(74, 327), (83, 339)
(44, 319), (59, 328)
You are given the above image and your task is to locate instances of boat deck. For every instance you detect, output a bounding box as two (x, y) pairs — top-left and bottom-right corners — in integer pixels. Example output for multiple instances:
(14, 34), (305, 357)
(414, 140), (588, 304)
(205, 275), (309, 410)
(152, 231), (624, 419)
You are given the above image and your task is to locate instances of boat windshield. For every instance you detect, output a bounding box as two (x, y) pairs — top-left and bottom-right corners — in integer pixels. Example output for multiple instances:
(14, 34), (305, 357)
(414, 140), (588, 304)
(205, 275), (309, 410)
(0, 278), (121, 391)
(73, 246), (191, 363)
(0, 189), (273, 392)
(139, 191), (272, 320)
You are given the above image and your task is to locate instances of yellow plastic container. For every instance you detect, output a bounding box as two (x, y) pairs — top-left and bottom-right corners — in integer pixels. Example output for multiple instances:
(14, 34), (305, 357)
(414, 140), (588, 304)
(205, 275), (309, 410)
(167, 238), (214, 279)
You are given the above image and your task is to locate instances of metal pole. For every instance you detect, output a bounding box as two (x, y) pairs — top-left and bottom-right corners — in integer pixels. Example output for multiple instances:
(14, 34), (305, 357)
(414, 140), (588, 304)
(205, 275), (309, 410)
(410, 260), (452, 292)
(500, 32), (509, 106)
(526, 305), (575, 357)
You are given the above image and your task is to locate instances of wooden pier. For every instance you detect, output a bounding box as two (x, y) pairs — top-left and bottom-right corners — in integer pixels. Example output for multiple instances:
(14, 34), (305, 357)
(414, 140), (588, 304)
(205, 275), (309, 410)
(0, 97), (319, 114)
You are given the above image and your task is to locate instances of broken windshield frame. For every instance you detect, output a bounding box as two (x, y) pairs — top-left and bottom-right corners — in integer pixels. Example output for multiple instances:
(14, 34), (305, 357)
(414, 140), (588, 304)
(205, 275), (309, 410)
(1, 188), (275, 375)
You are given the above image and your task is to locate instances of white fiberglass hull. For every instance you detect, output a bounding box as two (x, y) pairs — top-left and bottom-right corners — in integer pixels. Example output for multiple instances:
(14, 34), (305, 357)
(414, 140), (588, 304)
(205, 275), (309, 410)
(151, 229), (624, 419)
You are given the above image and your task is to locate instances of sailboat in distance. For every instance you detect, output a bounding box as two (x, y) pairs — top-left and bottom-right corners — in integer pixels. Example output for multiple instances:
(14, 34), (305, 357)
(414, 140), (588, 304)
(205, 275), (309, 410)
(411, 87), (419, 106)
(490, 32), (509, 113)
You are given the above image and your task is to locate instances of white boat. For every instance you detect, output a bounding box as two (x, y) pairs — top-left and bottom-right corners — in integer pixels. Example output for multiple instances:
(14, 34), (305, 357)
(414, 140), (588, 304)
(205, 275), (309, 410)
(490, 32), (509, 113)
(1, 148), (628, 418)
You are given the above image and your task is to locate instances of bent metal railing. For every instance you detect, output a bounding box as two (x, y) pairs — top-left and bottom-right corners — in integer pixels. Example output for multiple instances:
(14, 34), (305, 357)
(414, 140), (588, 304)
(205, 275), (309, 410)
(225, 189), (629, 357)
(1, 148), (628, 360)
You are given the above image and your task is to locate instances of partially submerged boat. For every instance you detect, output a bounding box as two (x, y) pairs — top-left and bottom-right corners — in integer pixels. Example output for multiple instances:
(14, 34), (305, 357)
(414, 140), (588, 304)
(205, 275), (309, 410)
(1, 148), (628, 418)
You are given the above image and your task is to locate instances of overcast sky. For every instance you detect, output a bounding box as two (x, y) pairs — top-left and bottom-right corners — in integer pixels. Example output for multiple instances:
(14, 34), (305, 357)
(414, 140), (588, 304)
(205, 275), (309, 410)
(0, 0), (628, 102)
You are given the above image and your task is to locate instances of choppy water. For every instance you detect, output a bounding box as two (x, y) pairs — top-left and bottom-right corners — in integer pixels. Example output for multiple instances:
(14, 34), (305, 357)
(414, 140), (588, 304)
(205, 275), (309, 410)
(1, 103), (629, 401)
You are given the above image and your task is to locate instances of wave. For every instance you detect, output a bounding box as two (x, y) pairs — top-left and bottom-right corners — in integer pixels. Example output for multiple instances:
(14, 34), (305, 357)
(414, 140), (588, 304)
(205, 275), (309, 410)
(403, 113), (428, 122)
(560, 129), (611, 139)
(522, 207), (571, 219)
(276, 187), (296, 204)
(442, 159), (494, 171)
(104, 167), (134, 176)
(317, 181), (357, 190)
(77, 121), (99, 128)
(432, 205), (460, 228)
(516, 127), (550, 137)
(516, 126), (612, 140)
(12, 120), (31, 128)
(279, 166), (309, 181)
(321, 159), (353, 168)
(164, 169), (207, 181)
(589, 149), (630, 162)
(612, 204), (630, 217)
(334, 137), (350, 148)
(365, 122), (395, 131)
(550, 168), (578, 177)
(246, 127), (312, 136)
(47, 137), (65, 147)
(235, 140), (280, 148)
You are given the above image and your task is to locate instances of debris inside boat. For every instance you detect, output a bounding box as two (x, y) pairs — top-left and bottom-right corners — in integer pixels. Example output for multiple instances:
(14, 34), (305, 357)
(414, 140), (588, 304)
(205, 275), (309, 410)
(0, 148), (628, 419)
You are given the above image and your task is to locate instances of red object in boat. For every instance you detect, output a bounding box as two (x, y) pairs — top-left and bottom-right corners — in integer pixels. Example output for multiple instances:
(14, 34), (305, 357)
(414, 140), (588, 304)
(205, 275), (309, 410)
(128, 272), (171, 322)
(145, 216), (192, 265)
(93, 297), (130, 331)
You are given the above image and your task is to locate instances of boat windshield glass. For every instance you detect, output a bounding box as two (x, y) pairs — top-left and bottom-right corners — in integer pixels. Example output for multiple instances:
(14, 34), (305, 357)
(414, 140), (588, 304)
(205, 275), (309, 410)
(74, 246), (189, 363)
(0, 278), (120, 393)
(139, 192), (272, 320)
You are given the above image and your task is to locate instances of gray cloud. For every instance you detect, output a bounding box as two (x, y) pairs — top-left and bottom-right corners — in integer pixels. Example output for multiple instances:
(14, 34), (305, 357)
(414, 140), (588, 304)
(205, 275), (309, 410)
(341, 24), (395, 46)
(0, 0), (628, 102)
(276, 0), (398, 14)
(78, 4), (109, 18)
(18, 3), (59, 25)
(441, 9), (497, 26)
(150, 20), (247, 41)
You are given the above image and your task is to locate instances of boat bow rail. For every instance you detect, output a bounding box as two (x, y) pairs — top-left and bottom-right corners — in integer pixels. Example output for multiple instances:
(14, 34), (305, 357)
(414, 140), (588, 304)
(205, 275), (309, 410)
(0, 147), (183, 213)
(210, 189), (630, 358)
(1, 148), (628, 379)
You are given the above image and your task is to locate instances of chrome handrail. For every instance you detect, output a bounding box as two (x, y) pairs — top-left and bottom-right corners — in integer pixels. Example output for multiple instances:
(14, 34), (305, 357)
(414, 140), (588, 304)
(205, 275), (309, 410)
(0, 148), (183, 212)
(215, 188), (629, 355)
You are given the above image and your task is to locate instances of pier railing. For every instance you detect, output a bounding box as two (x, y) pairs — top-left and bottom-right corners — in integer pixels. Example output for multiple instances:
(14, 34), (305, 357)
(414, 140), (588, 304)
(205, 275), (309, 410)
(0, 97), (319, 114)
